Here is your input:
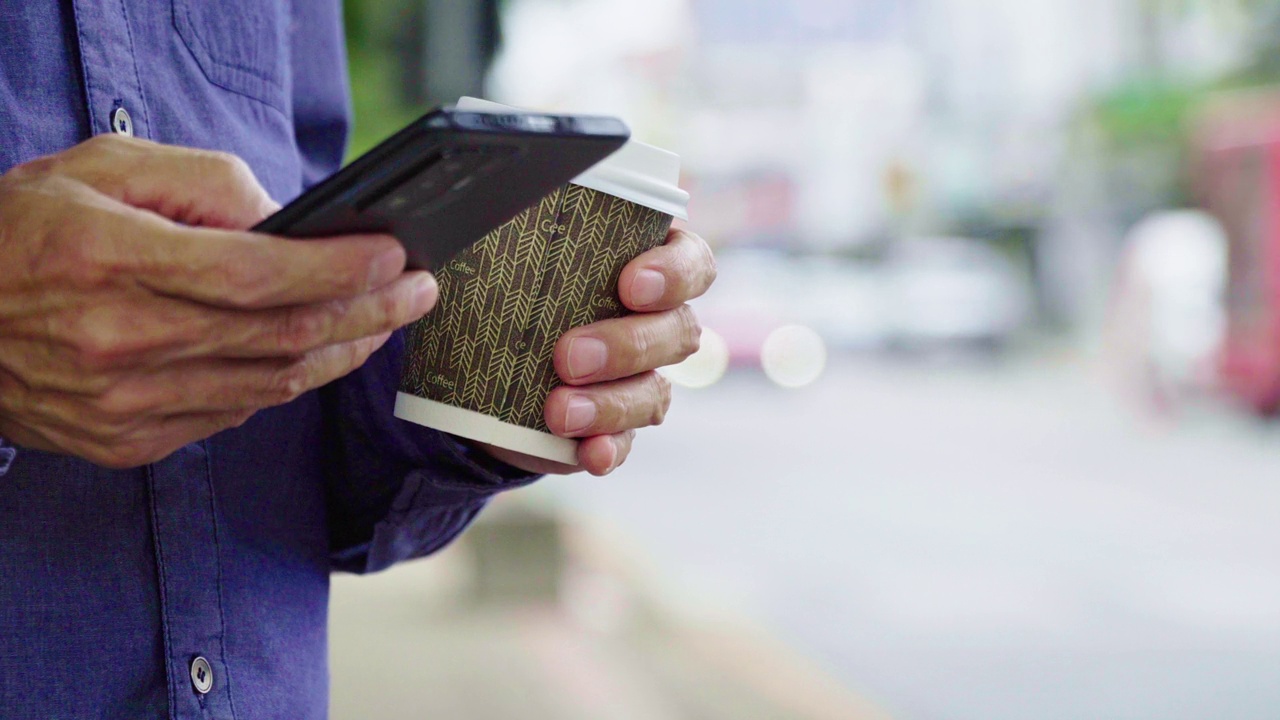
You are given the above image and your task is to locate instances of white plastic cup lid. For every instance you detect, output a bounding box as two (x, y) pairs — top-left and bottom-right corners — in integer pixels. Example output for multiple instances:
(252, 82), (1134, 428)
(455, 96), (689, 220)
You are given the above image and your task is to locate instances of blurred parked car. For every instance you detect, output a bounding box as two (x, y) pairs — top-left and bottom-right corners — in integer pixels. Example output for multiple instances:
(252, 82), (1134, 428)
(879, 236), (1033, 352)
(667, 250), (830, 389)
(665, 239), (1031, 388)
(788, 256), (889, 352)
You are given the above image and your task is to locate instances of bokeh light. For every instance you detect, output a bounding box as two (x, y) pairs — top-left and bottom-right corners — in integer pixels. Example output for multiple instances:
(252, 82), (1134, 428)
(761, 324), (827, 389)
(662, 327), (730, 389)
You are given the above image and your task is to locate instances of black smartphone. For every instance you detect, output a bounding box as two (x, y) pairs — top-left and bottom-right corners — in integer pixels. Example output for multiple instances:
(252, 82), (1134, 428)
(254, 107), (630, 271)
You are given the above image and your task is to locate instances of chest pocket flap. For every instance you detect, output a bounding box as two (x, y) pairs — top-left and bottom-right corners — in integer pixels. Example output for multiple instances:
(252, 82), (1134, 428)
(172, 0), (287, 110)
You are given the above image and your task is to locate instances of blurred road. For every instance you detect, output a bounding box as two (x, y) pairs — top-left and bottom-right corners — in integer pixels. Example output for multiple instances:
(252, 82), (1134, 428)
(542, 351), (1280, 720)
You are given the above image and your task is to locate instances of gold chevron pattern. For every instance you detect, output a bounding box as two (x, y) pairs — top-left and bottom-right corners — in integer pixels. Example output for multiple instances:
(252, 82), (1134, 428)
(400, 185), (673, 432)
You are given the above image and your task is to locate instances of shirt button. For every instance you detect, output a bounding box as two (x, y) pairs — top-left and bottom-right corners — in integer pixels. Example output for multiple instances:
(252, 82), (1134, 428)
(110, 106), (133, 137)
(190, 656), (214, 695)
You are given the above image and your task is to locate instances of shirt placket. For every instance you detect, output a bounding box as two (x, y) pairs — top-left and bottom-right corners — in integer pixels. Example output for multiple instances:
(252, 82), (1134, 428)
(148, 442), (237, 720)
(69, 0), (151, 139)
(69, 3), (230, 718)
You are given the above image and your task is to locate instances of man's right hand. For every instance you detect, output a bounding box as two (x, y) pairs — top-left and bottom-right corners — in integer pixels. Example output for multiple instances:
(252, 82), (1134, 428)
(0, 135), (437, 469)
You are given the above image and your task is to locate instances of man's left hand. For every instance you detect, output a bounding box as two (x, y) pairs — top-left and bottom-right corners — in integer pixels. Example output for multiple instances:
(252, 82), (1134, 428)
(478, 228), (716, 476)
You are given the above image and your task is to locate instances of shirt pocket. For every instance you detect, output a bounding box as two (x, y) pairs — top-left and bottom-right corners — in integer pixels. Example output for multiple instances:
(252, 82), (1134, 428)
(172, 0), (288, 111)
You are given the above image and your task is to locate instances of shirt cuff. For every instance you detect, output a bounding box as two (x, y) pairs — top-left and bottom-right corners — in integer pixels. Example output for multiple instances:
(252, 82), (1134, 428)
(430, 432), (544, 494)
(331, 428), (543, 574)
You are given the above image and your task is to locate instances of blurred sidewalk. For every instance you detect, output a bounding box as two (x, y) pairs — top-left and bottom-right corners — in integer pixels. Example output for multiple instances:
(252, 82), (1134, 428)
(329, 497), (888, 720)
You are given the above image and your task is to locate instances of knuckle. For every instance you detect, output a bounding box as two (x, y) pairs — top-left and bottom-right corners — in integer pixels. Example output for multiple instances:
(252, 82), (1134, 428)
(674, 306), (703, 360)
(323, 263), (368, 299)
(215, 250), (278, 306)
(624, 322), (659, 369)
(92, 434), (157, 469)
(672, 248), (699, 290)
(86, 132), (128, 149)
(51, 222), (118, 287)
(88, 447), (133, 470)
(216, 410), (256, 433)
(274, 306), (331, 354)
(204, 150), (253, 181)
(618, 429), (638, 457)
(94, 388), (151, 420)
(670, 232), (716, 298)
(93, 449), (131, 470)
(8, 153), (62, 181)
(647, 372), (673, 426)
(701, 241), (719, 287)
(75, 322), (131, 372)
(378, 285), (409, 328)
(77, 135), (136, 176)
(80, 133), (123, 157)
(214, 153), (262, 197)
(348, 335), (383, 369)
(88, 414), (135, 444)
(265, 359), (312, 405)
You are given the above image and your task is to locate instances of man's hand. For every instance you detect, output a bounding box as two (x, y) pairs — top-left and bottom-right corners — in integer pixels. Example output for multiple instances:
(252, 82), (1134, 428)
(480, 229), (717, 476)
(0, 135), (437, 468)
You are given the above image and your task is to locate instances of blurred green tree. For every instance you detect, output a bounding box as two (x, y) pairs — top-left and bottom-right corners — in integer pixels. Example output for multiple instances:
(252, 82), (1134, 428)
(343, 0), (427, 159)
(342, 0), (504, 160)
(1083, 0), (1280, 218)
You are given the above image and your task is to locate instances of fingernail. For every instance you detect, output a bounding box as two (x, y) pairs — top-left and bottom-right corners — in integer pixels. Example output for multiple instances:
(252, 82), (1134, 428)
(567, 337), (608, 379)
(564, 396), (596, 435)
(368, 246), (407, 290)
(630, 269), (666, 308)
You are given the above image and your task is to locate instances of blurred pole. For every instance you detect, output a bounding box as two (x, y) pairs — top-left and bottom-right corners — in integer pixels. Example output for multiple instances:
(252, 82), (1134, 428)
(1136, 0), (1164, 75)
(396, 0), (501, 107)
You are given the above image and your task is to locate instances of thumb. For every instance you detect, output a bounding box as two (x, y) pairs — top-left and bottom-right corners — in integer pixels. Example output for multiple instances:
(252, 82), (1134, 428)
(70, 135), (280, 230)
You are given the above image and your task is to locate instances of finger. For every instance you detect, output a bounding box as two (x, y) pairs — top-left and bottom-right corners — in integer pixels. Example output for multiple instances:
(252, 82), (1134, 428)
(94, 207), (410, 309)
(2, 269), (431, 376)
(576, 431), (635, 477)
(65, 134), (280, 229)
(0, 403), (254, 470)
(544, 371), (672, 438)
(96, 410), (257, 469)
(22, 155), (409, 310)
(0, 333), (386, 468)
(618, 229), (717, 312)
(187, 272), (435, 359)
(85, 333), (393, 416)
(0, 419), (60, 457)
(555, 306), (701, 385)
(0, 332), (391, 437)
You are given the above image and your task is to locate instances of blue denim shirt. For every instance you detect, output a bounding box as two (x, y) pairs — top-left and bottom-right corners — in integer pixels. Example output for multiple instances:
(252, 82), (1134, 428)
(0, 3), (538, 718)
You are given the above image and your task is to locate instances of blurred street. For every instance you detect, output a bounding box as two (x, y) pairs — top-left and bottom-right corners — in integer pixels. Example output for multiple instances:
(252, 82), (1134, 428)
(542, 352), (1280, 720)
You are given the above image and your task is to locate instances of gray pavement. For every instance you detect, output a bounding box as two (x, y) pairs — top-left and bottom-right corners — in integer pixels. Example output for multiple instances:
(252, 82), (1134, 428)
(329, 507), (889, 720)
(542, 352), (1280, 720)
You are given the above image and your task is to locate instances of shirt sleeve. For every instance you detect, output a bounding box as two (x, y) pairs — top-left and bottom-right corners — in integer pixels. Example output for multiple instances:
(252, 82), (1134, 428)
(320, 328), (543, 574)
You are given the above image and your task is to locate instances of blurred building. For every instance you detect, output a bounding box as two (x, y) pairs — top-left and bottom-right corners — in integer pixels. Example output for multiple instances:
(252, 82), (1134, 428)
(489, 0), (1254, 328)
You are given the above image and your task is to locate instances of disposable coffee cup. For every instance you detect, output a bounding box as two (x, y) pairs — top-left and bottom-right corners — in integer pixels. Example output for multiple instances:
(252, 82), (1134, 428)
(394, 98), (690, 464)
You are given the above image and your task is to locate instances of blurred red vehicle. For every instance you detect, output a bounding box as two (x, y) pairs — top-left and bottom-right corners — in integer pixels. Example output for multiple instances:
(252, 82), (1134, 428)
(1195, 90), (1280, 417)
